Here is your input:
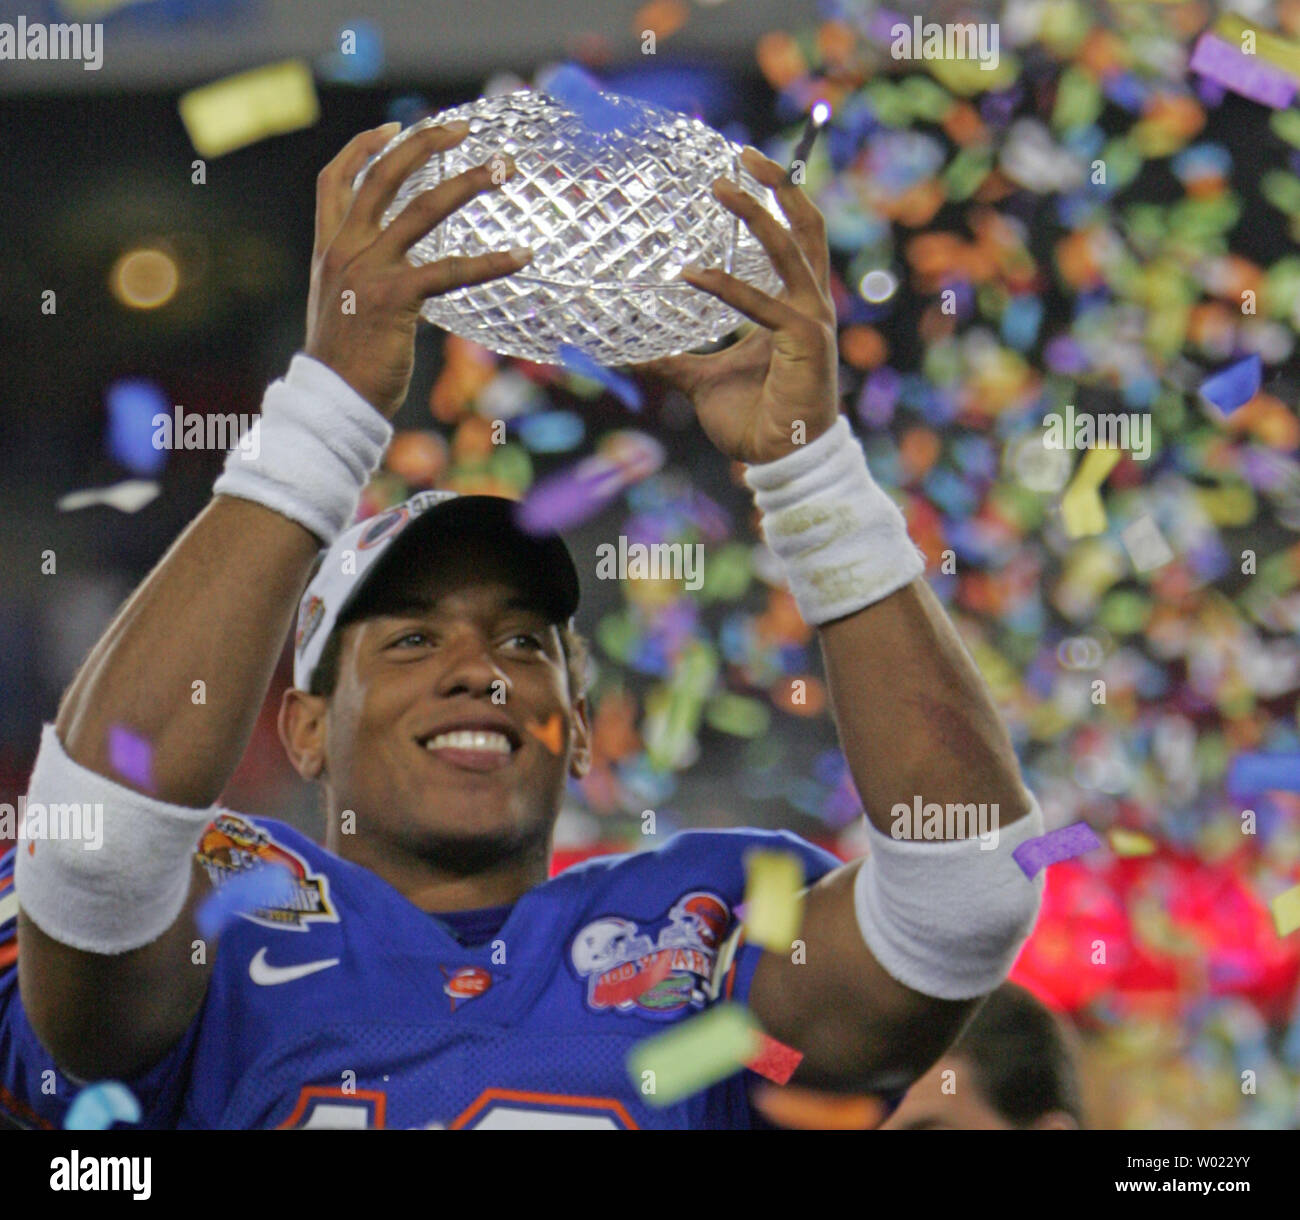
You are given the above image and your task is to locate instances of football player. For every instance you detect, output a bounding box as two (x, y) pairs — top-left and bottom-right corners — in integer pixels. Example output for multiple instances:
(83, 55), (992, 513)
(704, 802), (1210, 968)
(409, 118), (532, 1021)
(1, 121), (1045, 1128)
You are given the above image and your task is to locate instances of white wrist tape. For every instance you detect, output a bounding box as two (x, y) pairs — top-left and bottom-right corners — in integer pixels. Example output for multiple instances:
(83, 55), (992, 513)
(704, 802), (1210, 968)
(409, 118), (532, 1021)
(743, 416), (925, 625)
(853, 796), (1046, 1000)
(213, 354), (393, 544)
(14, 724), (215, 955)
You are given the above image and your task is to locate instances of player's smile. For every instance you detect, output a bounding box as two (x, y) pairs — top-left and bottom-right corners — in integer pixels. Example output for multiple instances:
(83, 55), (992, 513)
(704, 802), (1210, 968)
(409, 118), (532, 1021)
(415, 715), (522, 773)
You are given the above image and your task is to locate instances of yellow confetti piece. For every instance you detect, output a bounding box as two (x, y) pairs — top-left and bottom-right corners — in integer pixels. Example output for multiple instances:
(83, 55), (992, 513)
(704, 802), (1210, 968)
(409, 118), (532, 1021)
(627, 1003), (764, 1107)
(742, 850), (805, 952)
(1215, 14), (1300, 81)
(1108, 828), (1157, 857)
(179, 60), (319, 159)
(1060, 447), (1122, 538)
(1270, 884), (1300, 937)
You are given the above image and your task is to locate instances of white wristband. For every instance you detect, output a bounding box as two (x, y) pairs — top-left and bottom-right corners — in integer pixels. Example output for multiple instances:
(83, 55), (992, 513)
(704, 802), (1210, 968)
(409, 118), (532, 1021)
(14, 725), (216, 955)
(743, 416), (925, 625)
(213, 354), (393, 544)
(853, 796), (1046, 1000)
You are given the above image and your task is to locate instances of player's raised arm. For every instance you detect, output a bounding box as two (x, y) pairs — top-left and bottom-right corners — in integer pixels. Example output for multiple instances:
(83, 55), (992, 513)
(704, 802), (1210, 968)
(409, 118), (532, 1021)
(16, 122), (530, 1081)
(638, 147), (1042, 1092)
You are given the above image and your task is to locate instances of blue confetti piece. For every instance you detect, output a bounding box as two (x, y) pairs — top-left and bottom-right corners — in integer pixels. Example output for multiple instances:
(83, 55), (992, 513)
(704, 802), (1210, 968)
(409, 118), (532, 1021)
(196, 865), (297, 939)
(1000, 296), (1043, 352)
(105, 379), (168, 476)
(318, 20), (384, 84)
(1199, 354), (1261, 413)
(515, 410), (586, 454)
(64, 1081), (141, 1131)
(556, 345), (643, 411)
(1225, 752), (1300, 798)
(536, 64), (625, 134)
(1012, 821), (1103, 880)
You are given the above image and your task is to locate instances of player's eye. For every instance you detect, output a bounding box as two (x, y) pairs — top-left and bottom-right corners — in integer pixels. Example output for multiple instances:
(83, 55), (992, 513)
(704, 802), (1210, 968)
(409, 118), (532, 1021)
(390, 630), (434, 649)
(502, 632), (544, 651)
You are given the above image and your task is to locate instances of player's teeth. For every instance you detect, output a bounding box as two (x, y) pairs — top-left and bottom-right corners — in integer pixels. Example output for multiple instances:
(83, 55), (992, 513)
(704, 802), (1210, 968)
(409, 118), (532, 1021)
(426, 730), (512, 754)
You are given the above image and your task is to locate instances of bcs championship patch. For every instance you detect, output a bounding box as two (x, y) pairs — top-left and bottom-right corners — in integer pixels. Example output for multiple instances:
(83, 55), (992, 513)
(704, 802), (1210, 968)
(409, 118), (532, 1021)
(196, 814), (337, 931)
(569, 891), (731, 1018)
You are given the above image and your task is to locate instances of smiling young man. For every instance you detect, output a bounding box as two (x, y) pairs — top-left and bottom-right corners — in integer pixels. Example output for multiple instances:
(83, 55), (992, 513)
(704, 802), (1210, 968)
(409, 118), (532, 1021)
(0, 119), (1046, 1129)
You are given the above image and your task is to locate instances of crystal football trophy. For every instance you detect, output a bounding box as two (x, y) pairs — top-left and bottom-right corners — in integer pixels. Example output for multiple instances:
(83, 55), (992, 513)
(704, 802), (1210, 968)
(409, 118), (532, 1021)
(356, 90), (786, 365)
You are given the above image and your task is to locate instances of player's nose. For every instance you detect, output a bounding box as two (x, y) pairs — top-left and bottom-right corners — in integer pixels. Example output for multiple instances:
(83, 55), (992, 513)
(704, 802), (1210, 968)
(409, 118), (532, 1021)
(433, 628), (510, 701)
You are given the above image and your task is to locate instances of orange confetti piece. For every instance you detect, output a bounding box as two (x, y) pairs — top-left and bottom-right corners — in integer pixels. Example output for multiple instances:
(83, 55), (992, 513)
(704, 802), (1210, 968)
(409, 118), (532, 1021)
(756, 31), (807, 91)
(633, 0), (687, 40)
(839, 325), (887, 370)
(527, 713), (564, 755)
(750, 1083), (884, 1130)
(385, 431), (448, 487)
(772, 676), (825, 718)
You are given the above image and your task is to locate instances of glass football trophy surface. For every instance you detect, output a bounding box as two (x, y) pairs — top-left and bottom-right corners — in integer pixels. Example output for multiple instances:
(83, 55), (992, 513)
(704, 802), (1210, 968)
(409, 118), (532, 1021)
(357, 90), (786, 365)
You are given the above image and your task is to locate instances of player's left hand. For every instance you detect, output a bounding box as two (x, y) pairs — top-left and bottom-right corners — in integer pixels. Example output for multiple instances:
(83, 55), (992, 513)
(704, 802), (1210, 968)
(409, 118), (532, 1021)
(633, 146), (840, 466)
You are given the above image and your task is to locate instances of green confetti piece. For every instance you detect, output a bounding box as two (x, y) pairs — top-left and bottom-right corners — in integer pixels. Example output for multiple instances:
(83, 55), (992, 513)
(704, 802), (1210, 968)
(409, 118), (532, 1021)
(1270, 108), (1300, 149)
(699, 543), (752, 603)
(704, 693), (771, 738)
(1100, 136), (1143, 191)
(1052, 65), (1103, 131)
(596, 611), (637, 664)
(863, 79), (912, 128)
(627, 1003), (764, 1107)
(487, 442), (532, 493)
(1261, 170), (1300, 218)
(896, 74), (953, 122)
(942, 147), (993, 201)
(743, 850), (805, 951)
(1097, 589), (1152, 636)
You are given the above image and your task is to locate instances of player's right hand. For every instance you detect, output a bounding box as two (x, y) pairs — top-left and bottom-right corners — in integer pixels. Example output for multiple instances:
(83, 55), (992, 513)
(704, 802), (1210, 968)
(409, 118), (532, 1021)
(304, 122), (531, 418)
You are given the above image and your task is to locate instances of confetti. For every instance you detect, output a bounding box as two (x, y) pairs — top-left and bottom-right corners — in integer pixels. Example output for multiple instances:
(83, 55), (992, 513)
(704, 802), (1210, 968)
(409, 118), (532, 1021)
(196, 865), (297, 940)
(627, 1002), (764, 1107)
(107, 725), (153, 793)
(745, 1032), (804, 1085)
(1199, 354), (1262, 414)
(317, 20), (384, 85)
(178, 60), (319, 159)
(526, 713), (564, 755)
(104, 379), (168, 476)
(741, 850), (805, 952)
(1188, 34), (1295, 110)
(64, 1081), (141, 1131)
(57, 480), (160, 514)
(1225, 752), (1300, 797)
(1012, 821), (1103, 880)
(515, 411), (586, 454)
(556, 345), (644, 410)
(1108, 828), (1157, 857)
(1121, 515), (1174, 573)
(750, 1083), (885, 1129)
(535, 64), (625, 134)
(1270, 884), (1300, 938)
(1060, 448), (1122, 538)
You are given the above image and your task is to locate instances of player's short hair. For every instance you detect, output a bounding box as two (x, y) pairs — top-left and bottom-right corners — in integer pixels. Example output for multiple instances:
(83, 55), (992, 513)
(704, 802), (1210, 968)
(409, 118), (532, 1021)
(305, 598), (590, 704)
(950, 982), (1084, 1127)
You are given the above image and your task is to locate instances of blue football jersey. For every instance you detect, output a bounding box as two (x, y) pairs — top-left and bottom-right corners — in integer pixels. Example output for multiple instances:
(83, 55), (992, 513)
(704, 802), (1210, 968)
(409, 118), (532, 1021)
(0, 816), (842, 1129)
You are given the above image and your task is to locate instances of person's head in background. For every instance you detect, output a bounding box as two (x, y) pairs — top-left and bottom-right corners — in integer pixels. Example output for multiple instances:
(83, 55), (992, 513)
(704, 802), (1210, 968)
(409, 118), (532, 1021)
(881, 981), (1084, 1130)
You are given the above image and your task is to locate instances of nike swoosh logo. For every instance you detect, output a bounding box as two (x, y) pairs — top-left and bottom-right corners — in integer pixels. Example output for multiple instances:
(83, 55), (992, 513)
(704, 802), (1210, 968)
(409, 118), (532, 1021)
(249, 946), (340, 986)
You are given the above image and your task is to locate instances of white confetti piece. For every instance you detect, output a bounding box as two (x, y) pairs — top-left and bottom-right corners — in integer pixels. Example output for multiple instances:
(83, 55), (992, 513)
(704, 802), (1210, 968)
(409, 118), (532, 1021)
(57, 480), (160, 514)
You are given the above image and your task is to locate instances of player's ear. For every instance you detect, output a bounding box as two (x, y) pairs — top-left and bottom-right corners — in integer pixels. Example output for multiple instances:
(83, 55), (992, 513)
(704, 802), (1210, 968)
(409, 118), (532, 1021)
(568, 694), (592, 779)
(279, 686), (330, 781)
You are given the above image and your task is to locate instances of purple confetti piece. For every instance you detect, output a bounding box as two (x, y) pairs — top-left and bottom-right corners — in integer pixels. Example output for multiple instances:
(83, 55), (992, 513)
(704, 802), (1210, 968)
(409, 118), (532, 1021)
(1012, 821), (1103, 880)
(1190, 34), (1296, 109)
(515, 457), (629, 534)
(108, 724), (154, 793)
(196, 865), (298, 939)
(556, 344), (643, 411)
(1199, 354), (1261, 413)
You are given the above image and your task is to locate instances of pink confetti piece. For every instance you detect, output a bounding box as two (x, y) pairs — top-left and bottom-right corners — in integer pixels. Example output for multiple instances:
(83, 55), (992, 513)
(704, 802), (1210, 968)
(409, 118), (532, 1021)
(1012, 821), (1103, 879)
(1189, 34), (1296, 109)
